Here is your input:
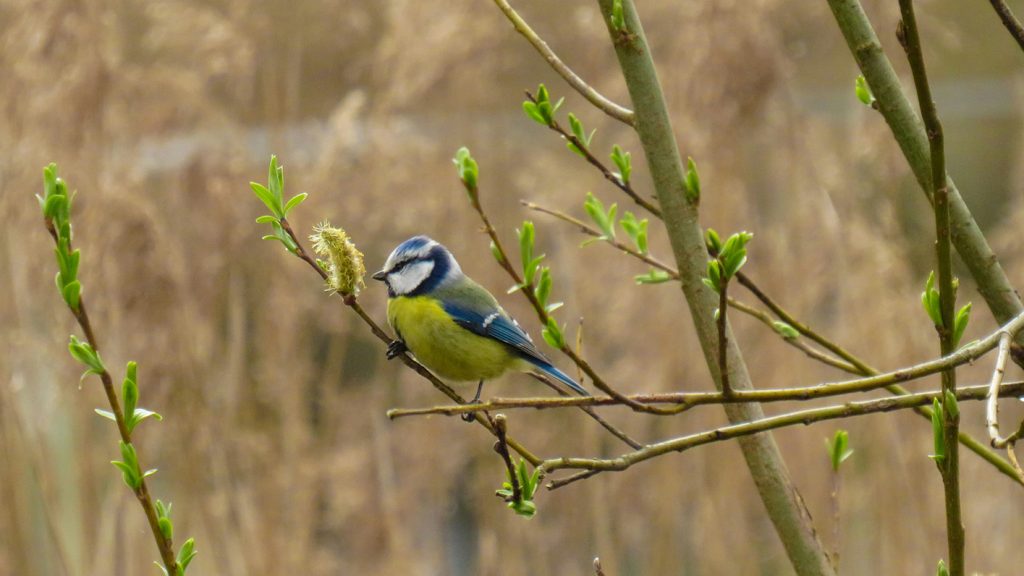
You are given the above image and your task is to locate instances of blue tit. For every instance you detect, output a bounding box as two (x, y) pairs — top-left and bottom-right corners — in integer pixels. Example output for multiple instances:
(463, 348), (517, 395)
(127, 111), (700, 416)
(371, 235), (588, 404)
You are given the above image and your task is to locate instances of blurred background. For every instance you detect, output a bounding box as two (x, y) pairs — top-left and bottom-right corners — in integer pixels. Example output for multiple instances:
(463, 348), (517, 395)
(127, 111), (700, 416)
(2, 0), (1024, 574)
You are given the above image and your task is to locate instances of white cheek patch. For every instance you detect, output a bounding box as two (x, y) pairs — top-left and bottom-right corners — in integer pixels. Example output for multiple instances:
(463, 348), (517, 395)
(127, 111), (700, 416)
(388, 260), (435, 295)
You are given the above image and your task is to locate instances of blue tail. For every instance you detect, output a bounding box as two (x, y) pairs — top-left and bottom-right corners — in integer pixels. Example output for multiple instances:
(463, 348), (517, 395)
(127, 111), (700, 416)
(532, 360), (590, 396)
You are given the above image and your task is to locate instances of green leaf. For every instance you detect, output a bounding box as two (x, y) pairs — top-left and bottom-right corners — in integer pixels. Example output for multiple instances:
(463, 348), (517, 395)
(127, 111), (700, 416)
(583, 193), (616, 239)
(453, 147), (479, 191)
(535, 267), (552, 307)
(636, 270), (673, 284)
(489, 241), (504, 265)
(854, 75), (875, 107)
(68, 335), (105, 374)
(921, 271), (943, 327)
(249, 182), (281, 218)
(123, 363), (139, 426)
(704, 261), (722, 293)
(705, 228), (722, 253)
(178, 538), (197, 573)
(541, 317), (564, 349)
(522, 101), (545, 125)
(610, 145), (632, 186)
(159, 516), (173, 542)
(684, 157), (700, 203)
(255, 215), (278, 224)
(929, 398), (946, 465)
(936, 559), (949, 576)
(94, 409), (117, 422)
(130, 408), (163, 431)
(825, 429), (853, 472)
(772, 321), (800, 340)
(943, 389), (959, 420)
(952, 302), (971, 348)
(283, 192), (308, 217)
(518, 222), (536, 284)
(610, 0), (625, 31)
(111, 460), (141, 489)
(62, 280), (82, 312)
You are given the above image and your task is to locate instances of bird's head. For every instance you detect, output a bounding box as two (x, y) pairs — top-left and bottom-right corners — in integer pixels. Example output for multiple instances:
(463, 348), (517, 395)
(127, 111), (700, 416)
(372, 235), (463, 297)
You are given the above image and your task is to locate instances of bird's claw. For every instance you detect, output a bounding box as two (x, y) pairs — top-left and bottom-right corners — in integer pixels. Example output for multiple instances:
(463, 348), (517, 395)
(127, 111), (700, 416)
(386, 339), (407, 360)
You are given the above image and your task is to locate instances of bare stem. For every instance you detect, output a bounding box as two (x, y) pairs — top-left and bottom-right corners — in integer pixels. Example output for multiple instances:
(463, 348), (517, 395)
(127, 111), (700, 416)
(717, 277), (731, 395)
(538, 381), (1024, 479)
(987, 0), (1024, 53)
(491, 0), (635, 125)
(898, 0), (963, 571)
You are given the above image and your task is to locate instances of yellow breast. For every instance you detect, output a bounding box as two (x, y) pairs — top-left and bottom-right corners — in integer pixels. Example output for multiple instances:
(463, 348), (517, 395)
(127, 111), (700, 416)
(387, 296), (518, 381)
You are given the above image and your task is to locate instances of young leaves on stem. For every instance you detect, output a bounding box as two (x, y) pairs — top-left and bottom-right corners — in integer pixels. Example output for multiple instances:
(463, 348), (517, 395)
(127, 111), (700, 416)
(496, 459), (541, 518)
(522, 83), (563, 127)
(250, 155), (306, 254)
(922, 272), (972, 347)
(825, 429), (854, 472)
(610, 145), (632, 187)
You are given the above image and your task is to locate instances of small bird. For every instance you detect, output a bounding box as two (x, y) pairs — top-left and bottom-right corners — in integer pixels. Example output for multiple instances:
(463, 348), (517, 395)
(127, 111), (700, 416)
(372, 236), (588, 410)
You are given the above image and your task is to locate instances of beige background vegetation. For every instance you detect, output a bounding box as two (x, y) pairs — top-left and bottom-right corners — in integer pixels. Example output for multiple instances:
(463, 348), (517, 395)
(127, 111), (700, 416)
(2, 0), (1024, 574)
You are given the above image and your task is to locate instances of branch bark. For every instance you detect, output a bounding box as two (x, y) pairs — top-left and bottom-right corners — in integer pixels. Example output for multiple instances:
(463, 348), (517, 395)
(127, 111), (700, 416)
(594, 1), (835, 573)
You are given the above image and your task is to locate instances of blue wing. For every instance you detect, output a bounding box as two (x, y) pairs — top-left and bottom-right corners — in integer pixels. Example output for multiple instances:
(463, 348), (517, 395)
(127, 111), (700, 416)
(443, 301), (589, 396)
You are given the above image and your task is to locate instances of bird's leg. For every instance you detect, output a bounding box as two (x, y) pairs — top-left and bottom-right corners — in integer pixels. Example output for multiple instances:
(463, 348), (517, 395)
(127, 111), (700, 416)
(386, 339), (407, 360)
(461, 379), (484, 423)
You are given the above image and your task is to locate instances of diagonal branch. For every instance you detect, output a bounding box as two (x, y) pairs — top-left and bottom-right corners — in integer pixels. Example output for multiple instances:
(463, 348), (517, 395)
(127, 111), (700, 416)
(987, 0), (1024, 53)
(492, 0), (635, 125)
(524, 198), (1024, 483)
(541, 380), (1024, 489)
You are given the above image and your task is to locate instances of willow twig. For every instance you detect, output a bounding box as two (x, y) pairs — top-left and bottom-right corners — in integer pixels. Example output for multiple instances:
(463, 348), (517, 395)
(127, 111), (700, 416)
(525, 90), (661, 218)
(984, 331), (1024, 482)
(988, 0), (1024, 53)
(492, 415), (522, 503)
(538, 381), (1024, 483)
(898, 1), (963, 571)
(43, 225), (178, 574)
(491, 0), (634, 125)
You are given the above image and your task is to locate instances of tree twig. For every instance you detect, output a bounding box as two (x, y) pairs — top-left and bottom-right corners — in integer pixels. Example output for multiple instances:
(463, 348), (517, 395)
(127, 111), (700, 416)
(43, 225), (179, 574)
(538, 381), (1024, 483)
(525, 90), (661, 217)
(987, 0), (1024, 53)
(524, 197), (1024, 483)
(492, 415), (522, 504)
(897, 0), (963, 571)
(491, 0), (635, 125)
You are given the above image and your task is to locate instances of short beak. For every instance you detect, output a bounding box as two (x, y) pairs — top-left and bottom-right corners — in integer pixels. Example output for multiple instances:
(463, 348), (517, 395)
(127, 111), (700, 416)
(371, 270), (387, 281)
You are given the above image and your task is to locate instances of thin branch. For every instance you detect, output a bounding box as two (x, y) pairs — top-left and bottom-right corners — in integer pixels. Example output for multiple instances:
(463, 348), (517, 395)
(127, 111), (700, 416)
(986, 331), (1021, 448)
(538, 381), (1024, 480)
(987, 0), (1024, 53)
(898, 1), (963, 571)
(524, 198), (1024, 483)
(491, 0), (635, 125)
(44, 226), (178, 574)
(492, 415), (522, 504)
(275, 218), (543, 466)
(528, 373), (643, 449)
(717, 276), (731, 395)
(525, 91), (661, 218)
